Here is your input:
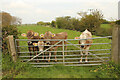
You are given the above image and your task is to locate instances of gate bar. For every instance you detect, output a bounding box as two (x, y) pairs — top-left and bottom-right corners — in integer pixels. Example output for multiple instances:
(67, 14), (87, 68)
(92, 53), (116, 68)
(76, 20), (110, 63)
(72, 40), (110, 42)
(33, 64), (102, 67)
(16, 43), (112, 47)
(18, 49), (111, 53)
(23, 57), (110, 61)
(15, 36), (112, 41)
(19, 53), (111, 58)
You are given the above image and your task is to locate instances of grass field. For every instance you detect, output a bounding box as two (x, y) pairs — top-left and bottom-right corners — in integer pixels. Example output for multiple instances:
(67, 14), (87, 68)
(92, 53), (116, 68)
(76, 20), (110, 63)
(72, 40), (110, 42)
(17, 25), (111, 53)
(3, 24), (119, 78)
(3, 54), (120, 78)
(100, 24), (112, 29)
(17, 25), (81, 39)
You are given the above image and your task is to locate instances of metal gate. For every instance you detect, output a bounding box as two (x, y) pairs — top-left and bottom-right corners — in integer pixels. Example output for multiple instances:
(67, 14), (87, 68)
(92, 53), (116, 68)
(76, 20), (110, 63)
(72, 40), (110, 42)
(15, 36), (112, 67)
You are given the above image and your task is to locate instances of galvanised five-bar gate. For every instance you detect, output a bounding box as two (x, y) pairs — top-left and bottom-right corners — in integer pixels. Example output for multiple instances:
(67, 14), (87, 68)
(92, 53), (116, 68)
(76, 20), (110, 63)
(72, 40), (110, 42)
(15, 36), (112, 67)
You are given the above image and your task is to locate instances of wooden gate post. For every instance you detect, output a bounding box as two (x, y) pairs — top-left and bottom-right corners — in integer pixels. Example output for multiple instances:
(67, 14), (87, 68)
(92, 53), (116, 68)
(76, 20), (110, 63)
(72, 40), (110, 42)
(111, 25), (120, 64)
(7, 35), (17, 62)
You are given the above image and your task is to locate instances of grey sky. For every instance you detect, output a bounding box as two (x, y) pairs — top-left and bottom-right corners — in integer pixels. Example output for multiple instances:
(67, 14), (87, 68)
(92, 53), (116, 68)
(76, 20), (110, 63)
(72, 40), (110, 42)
(1, 0), (119, 24)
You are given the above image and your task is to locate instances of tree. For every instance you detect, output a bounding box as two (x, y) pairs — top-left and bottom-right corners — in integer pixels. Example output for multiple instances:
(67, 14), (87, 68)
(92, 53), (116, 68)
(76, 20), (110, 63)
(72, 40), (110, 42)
(116, 19), (120, 25)
(0, 12), (12, 27)
(77, 9), (104, 32)
(56, 16), (74, 30)
(56, 16), (81, 30)
(0, 12), (22, 27)
(11, 16), (22, 25)
(37, 21), (51, 26)
(51, 20), (56, 28)
(100, 19), (110, 24)
(71, 18), (81, 31)
(37, 21), (45, 25)
(56, 17), (66, 29)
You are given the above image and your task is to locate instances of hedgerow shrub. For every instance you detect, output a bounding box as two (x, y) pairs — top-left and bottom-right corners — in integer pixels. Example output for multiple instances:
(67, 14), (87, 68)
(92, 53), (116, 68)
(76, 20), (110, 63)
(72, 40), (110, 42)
(116, 20), (120, 25)
(2, 25), (20, 54)
(94, 27), (112, 36)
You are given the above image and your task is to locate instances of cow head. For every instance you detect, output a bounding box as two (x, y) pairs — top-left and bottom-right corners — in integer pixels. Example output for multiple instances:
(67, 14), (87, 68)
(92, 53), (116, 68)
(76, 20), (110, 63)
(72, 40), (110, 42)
(21, 30), (36, 39)
(75, 36), (86, 48)
(40, 31), (55, 45)
(21, 30), (39, 44)
(38, 41), (45, 51)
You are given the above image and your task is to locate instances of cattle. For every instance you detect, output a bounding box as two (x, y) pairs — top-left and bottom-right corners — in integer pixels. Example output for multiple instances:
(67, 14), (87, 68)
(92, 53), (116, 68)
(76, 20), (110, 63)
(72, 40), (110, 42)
(21, 30), (44, 57)
(37, 40), (45, 59)
(40, 31), (68, 62)
(75, 29), (93, 62)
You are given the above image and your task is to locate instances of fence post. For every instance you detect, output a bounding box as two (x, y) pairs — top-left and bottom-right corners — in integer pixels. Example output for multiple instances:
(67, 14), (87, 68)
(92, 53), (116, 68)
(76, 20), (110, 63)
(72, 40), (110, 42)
(7, 35), (17, 62)
(62, 40), (65, 64)
(111, 25), (120, 64)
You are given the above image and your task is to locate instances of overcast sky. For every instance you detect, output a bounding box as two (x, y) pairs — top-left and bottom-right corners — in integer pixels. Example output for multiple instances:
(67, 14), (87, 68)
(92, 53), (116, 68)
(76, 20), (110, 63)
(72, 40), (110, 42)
(1, 0), (119, 24)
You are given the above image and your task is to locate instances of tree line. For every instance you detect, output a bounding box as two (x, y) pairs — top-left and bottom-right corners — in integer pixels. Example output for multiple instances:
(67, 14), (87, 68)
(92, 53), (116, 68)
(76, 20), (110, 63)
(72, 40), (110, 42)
(37, 9), (111, 35)
(51, 9), (112, 36)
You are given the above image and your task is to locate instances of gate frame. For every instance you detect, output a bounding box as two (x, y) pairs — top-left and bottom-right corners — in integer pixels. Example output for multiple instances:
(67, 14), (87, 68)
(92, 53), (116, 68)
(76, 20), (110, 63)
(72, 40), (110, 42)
(15, 36), (112, 67)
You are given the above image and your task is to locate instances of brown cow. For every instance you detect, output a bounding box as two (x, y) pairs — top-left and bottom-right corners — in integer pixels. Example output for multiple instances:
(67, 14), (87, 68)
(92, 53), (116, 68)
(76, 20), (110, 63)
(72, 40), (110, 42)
(21, 30), (44, 57)
(40, 31), (68, 62)
(75, 29), (93, 62)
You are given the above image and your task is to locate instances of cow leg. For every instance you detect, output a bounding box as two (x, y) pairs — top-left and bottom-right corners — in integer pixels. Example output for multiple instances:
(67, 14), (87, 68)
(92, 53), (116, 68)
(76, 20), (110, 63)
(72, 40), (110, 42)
(80, 51), (83, 62)
(33, 47), (36, 56)
(33, 47), (38, 62)
(30, 51), (32, 58)
(36, 47), (39, 56)
(54, 47), (58, 62)
(48, 48), (52, 62)
(34, 47), (39, 62)
(85, 47), (90, 62)
(28, 47), (32, 59)
(33, 47), (36, 62)
(37, 47), (40, 62)
(29, 51), (32, 59)
(48, 52), (51, 62)
(39, 48), (44, 60)
(85, 51), (88, 62)
(42, 52), (44, 60)
(45, 51), (48, 61)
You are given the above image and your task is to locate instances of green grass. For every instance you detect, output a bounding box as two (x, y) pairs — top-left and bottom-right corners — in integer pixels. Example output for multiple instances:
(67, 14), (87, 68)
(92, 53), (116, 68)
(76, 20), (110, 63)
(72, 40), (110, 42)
(17, 25), (81, 39)
(15, 65), (98, 78)
(15, 62), (120, 78)
(2, 25), (115, 78)
(100, 24), (112, 29)
(3, 54), (120, 78)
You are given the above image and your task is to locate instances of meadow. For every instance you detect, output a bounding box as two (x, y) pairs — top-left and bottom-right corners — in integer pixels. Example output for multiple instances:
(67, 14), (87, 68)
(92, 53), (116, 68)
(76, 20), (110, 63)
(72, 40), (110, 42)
(17, 24), (111, 51)
(3, 24), (120, 79)
(100, 24), (112, 29)
(17, 25), (111, 61)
